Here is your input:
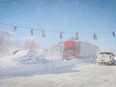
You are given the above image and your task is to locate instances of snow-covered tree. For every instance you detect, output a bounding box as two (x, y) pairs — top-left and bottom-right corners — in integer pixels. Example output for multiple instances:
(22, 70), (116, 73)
(23, 36), (39, 50)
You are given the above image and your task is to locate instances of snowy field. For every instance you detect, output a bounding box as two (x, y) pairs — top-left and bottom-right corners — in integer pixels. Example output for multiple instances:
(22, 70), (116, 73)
(0, 50), (116, 87)
(0, 50), (96, 79)
(1, 65), (116, 87)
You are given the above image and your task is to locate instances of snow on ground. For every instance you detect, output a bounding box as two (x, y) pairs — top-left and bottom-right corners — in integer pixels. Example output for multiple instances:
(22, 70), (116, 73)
(0, 50), (96, 79)
(0, 60), (116, 87)
(0, 50), (116, 87)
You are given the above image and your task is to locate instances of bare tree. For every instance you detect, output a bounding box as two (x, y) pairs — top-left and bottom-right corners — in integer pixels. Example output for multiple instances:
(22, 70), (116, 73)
(23, 37), (39, 50)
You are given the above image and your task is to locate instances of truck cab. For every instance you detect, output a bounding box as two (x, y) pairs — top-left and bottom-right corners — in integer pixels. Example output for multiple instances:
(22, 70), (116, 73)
(62, 40), (80, 60)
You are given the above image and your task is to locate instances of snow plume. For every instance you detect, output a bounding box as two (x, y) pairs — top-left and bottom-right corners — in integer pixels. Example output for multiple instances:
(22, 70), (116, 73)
(47, 41), (100, 59)
(0, 30), (12, 37)
(0, 30), (14, 57)
(0, 30), (22, 57)
(0, 29), (42, 57)
(22, 36), (39, 51)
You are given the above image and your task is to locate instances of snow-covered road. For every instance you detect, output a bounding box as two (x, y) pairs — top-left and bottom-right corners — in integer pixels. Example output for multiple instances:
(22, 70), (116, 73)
(0, 63), (116, 87)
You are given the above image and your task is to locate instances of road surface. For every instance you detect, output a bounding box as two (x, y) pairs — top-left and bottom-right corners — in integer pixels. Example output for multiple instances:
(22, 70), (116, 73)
(0, 62), (116, 87)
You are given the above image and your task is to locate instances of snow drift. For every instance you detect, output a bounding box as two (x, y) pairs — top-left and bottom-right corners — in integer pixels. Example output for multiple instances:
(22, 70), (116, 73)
(0, 49), (96, 78)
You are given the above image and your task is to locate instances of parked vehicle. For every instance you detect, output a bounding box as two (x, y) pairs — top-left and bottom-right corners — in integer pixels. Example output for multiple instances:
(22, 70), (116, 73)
(62, 40), (99, 60)
(96, 52), (115, 65)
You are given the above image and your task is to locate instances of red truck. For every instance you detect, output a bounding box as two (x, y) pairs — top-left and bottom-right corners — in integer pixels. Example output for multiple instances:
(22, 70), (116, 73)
(62, 40), (80, 60)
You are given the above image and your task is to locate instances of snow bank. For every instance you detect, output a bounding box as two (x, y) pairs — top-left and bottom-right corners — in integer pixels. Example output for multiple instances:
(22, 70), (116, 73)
(0, 50), (46, 68)
(0, 49), (96, 78)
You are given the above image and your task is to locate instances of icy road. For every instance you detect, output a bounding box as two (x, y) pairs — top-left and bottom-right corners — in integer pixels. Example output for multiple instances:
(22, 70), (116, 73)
(0, 63), (116, 87)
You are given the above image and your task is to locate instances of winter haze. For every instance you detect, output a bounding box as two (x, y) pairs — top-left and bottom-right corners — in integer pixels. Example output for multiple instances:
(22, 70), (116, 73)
(0, 0), (116, 87)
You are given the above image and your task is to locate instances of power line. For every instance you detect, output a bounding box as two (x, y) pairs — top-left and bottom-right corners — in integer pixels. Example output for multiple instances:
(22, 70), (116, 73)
(0, 0), (57, 20)
(13, 0), (90, 23)
(0, 22), (116, 34)
(0, 22), (63, 33)
(0, 22), (40, 30)
(19, 6), (74, 23)
(1, 22), (116, 40)
(1, 0), (76, 23)
(0, 0), (17, 3)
